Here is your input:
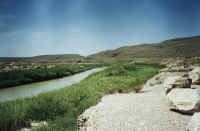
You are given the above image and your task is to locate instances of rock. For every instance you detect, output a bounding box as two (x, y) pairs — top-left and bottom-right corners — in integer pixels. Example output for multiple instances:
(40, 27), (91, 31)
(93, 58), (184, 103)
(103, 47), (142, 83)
(145, 72), (187, 88)
(164, 76), (192, 95)
(187, 112), (200, 131)
(31, 121), (47, 127)
(192, 85), (200, 89)
(31, 122), (40, 127)
(19, 121), (48, 131)
(145, 73), (163, 87)
(167, 88), (200, 114)
(159, 68), (168, 73)
(189, 67), (200, 85)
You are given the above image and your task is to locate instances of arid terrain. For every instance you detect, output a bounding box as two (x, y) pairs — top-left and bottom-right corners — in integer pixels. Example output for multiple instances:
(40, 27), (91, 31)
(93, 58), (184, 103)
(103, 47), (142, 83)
(1, 35), (200, 131)
(86, 36), (200, 63)
(1, 35), (200, 72)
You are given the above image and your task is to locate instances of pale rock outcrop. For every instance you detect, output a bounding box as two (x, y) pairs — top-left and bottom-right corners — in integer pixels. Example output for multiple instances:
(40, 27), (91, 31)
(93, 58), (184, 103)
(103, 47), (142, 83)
(77, 79), (191, 131)
(167, 88), (200, 114)
(189, 67), (200, 85)
(163, 76), (192, 95)
(145, 71), (187, 88)
(187, 112), (200, 131)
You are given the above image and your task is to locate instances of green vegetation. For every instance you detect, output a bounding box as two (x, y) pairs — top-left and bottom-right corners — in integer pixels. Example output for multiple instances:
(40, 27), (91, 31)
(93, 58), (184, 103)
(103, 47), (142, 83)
(0, 63), (163, 131)
(0, 64), (103, 88)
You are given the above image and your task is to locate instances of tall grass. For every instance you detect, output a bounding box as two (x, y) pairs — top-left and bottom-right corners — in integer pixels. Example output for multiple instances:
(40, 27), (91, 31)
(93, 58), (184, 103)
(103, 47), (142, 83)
(0, 63), (162, 131)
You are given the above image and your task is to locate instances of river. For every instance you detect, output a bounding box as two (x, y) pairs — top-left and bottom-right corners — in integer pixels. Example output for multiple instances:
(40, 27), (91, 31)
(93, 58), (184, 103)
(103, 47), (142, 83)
(0, 68), (105, 102)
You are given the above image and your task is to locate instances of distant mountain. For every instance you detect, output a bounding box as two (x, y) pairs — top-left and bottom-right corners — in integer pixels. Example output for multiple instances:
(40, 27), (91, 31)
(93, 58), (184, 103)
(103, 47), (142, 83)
(0, 54), (85, 64)
(1, 36), (200, 64)
(85, 36), (200, 63)
(30, 54), (85, 63)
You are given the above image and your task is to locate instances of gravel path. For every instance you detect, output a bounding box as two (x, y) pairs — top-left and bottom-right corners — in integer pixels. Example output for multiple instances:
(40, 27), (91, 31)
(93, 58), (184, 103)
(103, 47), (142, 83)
(79, 74), (191, 131)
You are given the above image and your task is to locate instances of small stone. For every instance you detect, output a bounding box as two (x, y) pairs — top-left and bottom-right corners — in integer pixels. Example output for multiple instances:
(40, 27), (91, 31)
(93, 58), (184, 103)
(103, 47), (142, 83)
(31, 122), (40, 127)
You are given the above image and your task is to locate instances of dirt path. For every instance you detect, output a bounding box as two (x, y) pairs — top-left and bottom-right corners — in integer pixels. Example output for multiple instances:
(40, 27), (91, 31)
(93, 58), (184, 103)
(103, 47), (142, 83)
(79, 74), (191, 131)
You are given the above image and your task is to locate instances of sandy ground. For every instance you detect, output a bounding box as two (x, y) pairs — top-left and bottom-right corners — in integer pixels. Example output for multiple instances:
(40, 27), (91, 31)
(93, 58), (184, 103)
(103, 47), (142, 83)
(79, 75), (191, 131)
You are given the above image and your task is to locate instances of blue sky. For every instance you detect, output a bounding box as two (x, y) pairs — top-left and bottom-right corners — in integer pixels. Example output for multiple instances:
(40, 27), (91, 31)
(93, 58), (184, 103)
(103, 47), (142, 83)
(0, 0), (200, 57)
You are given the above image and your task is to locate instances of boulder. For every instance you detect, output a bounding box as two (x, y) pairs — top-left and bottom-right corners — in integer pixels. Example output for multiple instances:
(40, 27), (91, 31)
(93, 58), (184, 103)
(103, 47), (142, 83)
(189, 67), (200, 85)
(187, 112), (200, 131)
(191, 85), (200, 89)
(167, 88), (200, 114)
(145, 72), (184, 88)
(164, 76), (192, 95)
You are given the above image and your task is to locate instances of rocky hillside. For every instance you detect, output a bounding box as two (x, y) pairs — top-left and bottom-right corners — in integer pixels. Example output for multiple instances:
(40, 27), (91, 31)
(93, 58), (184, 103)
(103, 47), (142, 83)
(85, 36), (200, 63)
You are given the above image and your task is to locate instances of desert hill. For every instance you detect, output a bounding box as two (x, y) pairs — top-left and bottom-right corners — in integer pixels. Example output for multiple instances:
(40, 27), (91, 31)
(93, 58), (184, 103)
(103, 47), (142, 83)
(85, 36), (200, 63)
(1, 35), (200, 65)
(0, 54), (84, 64)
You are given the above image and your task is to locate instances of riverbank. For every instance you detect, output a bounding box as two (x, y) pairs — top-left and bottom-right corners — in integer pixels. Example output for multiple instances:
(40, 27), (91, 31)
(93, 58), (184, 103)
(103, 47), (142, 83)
(0, 64), (104, 89)
(0, 68), (105, 102)
(0, 63), (163, 131)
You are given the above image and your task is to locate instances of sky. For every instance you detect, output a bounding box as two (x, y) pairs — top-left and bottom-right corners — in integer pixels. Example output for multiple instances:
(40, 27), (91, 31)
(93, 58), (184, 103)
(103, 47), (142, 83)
(0, 0), (200, 57)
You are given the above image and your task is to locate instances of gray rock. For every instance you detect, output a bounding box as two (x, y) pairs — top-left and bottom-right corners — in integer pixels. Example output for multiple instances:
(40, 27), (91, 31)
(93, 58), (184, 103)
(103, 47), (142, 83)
(187, 112), (200, 131)
(19, 121), (48, 131)
(167, 88), (200, 114)
(145, 71), (187, 88)
(192, 85), (200, 89)
(164, 76), (192, 95)
(31, 121), (47, 127)
(189, 67), (200, 85)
